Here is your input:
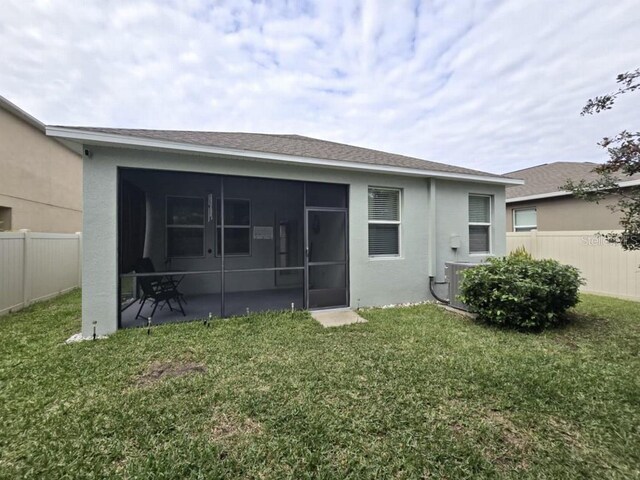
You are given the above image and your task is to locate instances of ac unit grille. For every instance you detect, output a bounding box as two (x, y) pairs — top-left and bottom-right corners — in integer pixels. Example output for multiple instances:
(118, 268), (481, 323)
(445, 262), (478, 311)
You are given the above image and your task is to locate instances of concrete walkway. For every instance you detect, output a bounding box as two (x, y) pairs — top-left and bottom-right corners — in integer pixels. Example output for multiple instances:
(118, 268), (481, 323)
(311, 309), (367, 328)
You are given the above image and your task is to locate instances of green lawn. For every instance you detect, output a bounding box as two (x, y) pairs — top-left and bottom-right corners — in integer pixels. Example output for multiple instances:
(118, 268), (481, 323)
(1, 291), (638, 479)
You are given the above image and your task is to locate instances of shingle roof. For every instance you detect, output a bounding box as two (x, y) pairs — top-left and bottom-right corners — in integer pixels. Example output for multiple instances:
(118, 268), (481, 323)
(505, 161), (640, 200)
(53, 126), (515, 180)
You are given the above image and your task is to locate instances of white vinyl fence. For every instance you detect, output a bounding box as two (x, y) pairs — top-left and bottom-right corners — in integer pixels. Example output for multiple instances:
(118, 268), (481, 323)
(0, 230), (82, 315)
(507, 230), (640, 301)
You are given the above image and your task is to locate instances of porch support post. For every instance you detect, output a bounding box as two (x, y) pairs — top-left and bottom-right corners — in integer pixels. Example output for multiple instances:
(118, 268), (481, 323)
(220, 176), (225, 317)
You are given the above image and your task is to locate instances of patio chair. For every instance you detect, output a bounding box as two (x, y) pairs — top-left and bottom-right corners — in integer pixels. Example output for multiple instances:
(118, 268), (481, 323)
(134, 258), (186, 320)
(135, 257), (187, 302)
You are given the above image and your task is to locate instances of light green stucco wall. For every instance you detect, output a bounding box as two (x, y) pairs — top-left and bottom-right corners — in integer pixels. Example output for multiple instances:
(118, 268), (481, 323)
(82, 146), (506, 336)
(434, 179), (506, 280)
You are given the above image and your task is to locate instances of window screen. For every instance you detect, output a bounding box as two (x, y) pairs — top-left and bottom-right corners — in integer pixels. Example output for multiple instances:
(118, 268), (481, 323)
(468, 195), (491, 254)
(166, 196), (204, 257)
(469, 195), (490, 223)
(368, 188), (400, 256)
(514, 208), (537, 232)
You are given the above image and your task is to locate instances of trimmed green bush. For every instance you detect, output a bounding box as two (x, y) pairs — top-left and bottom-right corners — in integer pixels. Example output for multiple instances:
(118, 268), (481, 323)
(459, 254), (584, 330)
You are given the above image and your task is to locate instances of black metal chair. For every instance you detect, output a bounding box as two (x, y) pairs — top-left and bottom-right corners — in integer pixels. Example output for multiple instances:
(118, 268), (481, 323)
(135, 258), (186, 302)
(134, 258), (186, 320)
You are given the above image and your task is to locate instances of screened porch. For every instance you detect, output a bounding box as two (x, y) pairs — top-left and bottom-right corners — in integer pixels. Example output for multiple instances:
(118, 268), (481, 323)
(118, 168), (348, 328)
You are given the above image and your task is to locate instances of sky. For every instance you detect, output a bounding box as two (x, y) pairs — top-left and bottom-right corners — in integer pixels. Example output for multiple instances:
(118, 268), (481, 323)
(1, 0), (638, 174)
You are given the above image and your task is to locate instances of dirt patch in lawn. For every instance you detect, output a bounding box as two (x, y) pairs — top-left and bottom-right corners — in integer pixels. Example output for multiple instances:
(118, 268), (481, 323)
(210, 411), (263, 443)
(134, 360), (206, 387)
(482, 409), (531, 471)
(485, 410), (529, 450)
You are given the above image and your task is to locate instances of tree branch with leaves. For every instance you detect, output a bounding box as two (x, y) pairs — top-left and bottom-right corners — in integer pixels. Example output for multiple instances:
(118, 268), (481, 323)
(563, 68), (640, 250)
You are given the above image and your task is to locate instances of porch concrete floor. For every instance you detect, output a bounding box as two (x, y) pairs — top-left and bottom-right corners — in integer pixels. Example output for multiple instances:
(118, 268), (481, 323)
(120, 289), (303, 329)
(311, 309), (367, 328)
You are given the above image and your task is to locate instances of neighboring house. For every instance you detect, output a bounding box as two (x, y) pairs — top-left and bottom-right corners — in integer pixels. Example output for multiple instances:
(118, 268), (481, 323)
(0, 96), (82, 233)
(505, 162), (640, 232)
(47, 126), (521, 336)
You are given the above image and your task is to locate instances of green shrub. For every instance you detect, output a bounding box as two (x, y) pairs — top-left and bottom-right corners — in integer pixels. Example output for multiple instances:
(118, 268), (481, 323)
(509, 246), (533, 261)
(458, 256), (584, 330)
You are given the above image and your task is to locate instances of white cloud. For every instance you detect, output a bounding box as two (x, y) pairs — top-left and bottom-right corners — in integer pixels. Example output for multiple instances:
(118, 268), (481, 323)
(0, 0), (637, 173)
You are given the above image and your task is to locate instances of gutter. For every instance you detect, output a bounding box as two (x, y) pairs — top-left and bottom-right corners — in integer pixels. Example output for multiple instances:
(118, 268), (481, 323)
(427, 178), (449, 304)
(427, 178), (436, 278)
(45, 126), (524, 187)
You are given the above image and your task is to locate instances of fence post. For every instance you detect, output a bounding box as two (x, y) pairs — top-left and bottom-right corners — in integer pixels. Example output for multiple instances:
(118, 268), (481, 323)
(76, 232), (82, 287)
(19, 229), (32, 308)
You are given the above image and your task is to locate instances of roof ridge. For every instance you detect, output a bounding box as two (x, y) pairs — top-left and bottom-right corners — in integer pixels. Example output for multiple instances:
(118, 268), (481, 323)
(259, 132), (510, 178)
(505, 160), (600, 175)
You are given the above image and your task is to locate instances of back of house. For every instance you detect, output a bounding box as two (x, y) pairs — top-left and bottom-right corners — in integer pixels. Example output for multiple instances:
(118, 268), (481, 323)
(47, 126), (521, 336)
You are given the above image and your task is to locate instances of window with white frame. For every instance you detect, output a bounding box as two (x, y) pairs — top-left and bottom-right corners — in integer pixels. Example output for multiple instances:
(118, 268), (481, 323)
(166, 196), (205, 258)
(468, 194), (492, 254)
(513, 208), (537, 232)
(368, 187), (400, 256)
(216, 198), (251, 256)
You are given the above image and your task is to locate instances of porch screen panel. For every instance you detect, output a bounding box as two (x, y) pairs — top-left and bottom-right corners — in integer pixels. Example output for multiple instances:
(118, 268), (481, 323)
(119, 179), (146, 273)
(216, 198), (251, 256)
(305, 182), (348, 208)
(222, 176), (305, 316)
(166, 196), (205, 258)
(118, 169), (223, 329)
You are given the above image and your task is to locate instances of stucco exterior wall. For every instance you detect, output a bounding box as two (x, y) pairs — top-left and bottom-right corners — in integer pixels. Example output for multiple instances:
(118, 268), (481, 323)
(0, 107), (82, 233)
(83, 145), (506, 336)
(506, 195), (622, 232)
(434, 179), (506, 281)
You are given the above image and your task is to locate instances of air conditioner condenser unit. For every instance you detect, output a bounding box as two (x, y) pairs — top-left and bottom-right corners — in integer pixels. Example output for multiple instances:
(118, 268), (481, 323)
(444, 262), (478, 311)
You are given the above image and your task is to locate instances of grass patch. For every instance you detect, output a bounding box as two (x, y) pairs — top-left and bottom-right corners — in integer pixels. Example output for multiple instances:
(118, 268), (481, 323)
(0, 290), (638, 478)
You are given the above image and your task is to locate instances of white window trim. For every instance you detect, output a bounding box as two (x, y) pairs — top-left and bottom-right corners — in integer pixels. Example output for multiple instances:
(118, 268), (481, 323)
(468, 194), (493, 256)
(215, 197), (252, 257)
(165, 195), (206, 259)
(368, 186), (402, 258)
(513, 207), (537, 232)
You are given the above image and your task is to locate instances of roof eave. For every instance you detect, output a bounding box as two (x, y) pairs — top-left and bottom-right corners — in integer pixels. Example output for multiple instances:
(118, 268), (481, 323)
(46, 126), (524, 186)
(506, 178), (640, 203)
(506, 191), (572, 203)
(0, 95), (45, 132)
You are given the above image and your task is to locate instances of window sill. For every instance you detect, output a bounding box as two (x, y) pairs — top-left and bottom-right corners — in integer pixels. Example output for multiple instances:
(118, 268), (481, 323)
(368, 255), (403, 261)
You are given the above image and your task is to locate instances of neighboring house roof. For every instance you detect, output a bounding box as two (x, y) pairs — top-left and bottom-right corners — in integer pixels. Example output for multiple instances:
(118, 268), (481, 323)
(505, 161), (640, 203)
(46, 126), (522, 186)
(0, 95), (45, 132)
(1, 95), (82, 156)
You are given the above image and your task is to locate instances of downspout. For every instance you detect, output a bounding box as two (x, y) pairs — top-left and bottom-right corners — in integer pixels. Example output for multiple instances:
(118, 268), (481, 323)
(428, 178), (449, 304)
